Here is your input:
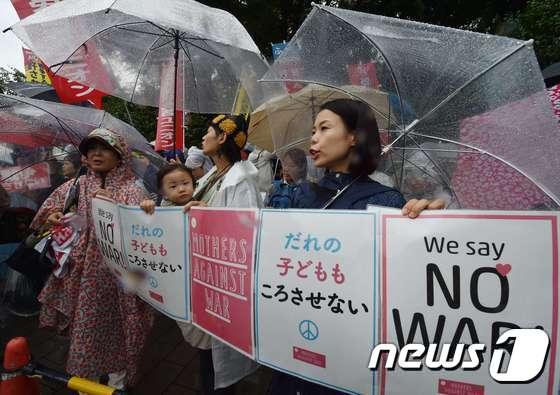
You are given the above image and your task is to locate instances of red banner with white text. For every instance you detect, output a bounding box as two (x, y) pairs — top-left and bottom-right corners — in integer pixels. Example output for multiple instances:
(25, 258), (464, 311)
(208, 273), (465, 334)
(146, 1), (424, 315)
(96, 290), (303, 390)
(155, 60), (184, 151)
(11, 0), (107, 109)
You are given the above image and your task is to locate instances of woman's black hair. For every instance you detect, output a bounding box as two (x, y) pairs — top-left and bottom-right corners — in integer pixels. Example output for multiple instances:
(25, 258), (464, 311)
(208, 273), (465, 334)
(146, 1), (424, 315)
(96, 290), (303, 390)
(207, 115), (248, 164)
(319, 98), (381, 176)
(156, 163), (194, 190)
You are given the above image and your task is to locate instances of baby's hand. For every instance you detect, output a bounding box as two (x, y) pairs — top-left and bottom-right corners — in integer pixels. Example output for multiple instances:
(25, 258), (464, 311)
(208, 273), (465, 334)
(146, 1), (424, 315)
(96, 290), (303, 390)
(140, 199), (156, 215)
(183, 200), (207, 212)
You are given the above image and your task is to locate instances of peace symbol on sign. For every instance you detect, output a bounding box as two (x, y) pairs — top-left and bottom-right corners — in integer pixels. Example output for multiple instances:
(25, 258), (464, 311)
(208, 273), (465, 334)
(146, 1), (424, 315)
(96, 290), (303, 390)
(299, 320), (319, 341)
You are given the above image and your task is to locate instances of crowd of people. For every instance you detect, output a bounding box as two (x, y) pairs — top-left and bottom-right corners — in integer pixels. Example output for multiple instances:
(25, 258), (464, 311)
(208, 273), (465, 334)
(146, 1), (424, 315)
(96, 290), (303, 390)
(1, 99), (444, 394)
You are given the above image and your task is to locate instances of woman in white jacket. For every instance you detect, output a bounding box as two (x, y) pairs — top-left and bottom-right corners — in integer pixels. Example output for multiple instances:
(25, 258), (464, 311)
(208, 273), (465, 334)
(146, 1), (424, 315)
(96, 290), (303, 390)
(184, 113), (260, 393)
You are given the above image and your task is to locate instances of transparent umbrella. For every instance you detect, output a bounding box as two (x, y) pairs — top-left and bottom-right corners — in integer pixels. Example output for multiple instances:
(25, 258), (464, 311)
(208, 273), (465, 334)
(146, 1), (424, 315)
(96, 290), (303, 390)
(8, 0), (271, 144)
(0, 94), (164, 202)
(259, 4), (560, 210)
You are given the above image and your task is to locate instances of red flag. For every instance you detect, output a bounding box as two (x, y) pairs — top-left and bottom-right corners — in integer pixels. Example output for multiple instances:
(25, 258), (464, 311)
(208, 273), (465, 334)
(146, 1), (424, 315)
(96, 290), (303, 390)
(46, 64), (107, 109)
(11, 0), (108, 109)
(277, 60), (304, 93)
(347, 62), (380, 88)
(10, 0), (60, 19)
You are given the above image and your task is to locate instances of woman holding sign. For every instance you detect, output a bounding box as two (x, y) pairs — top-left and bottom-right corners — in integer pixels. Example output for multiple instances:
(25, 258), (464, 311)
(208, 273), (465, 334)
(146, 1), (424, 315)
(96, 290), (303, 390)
(184, 114), (261, 393)
(269, 99), (445, 394)
(30, 128), (154, 392)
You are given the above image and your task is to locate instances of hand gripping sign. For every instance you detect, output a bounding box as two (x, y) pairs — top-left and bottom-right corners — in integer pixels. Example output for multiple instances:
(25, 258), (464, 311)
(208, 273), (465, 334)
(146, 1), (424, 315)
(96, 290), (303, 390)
(92, 198), (190, 321)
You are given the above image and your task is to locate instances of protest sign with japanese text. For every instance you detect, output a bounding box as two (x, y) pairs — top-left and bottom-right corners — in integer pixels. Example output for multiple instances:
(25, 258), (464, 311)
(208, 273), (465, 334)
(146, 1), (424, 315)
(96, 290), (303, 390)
(189, 207), (258, 358)
(378, 208), (560, 395)
(256, 209), (377, 395)
(92, 197), (127, 279)
(92, 199), (190, 321)
(119, 205), (189, 321)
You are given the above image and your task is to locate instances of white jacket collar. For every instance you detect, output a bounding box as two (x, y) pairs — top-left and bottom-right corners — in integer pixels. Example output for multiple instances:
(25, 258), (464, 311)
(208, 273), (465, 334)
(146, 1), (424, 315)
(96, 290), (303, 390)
(194, 160), (258, 195)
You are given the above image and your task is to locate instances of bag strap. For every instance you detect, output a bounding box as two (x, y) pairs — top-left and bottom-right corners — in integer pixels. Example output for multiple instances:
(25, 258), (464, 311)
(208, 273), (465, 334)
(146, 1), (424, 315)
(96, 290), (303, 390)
(62, 167), (83, 214)
(321, 175), (361, 209)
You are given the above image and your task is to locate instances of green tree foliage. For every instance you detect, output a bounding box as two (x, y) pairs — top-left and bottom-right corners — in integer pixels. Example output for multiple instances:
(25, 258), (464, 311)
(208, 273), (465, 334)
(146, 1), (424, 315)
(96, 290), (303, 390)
(185, 113), (214, 148)
(514, 0), (560, 67)
(336, 0), (528, 33)
(198, 0), (531, 57)
(0, 67), (25, 94)
(102, 96), (211, 147)
(102, 96), (158, 141)
(198, 0), (336, 58)
(198, 0), (558, 67)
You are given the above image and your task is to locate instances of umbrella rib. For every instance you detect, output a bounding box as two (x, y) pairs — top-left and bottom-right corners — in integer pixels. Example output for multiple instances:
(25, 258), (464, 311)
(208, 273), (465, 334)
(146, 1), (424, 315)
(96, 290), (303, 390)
(182, 34), (220, 51)
(149, 37), (176, 52)
(383, 41), (532, 152)
(410, 131), (560, 206)
(388, 148), (462, 208)
(313, 5), (407, 128)
(105, 0), (119, 12)
(390, 147), (479, 154)
(405, 133), (463, 207)
(180, 37), (224, 59)
(49, 21), (162, 74)
(418, 42), (532, 125)
(2, 96), (82, 148)
(130, 36), (162, 104)
(115, 26), (172, 38)
(385, 147), (401, 189)
(389, 149), (447, 185)
(178, 35), (207, 41)
(145, 21), (175, 37)
(179, 40), (200, 112)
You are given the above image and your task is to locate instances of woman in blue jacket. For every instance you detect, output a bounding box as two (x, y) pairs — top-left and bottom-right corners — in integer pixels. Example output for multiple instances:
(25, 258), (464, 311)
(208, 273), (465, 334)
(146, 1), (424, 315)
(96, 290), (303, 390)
(269, 98), (444, 395)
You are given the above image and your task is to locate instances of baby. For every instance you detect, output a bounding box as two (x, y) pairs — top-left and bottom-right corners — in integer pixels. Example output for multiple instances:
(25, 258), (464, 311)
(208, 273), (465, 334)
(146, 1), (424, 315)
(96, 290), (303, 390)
(140, 163), (194, 213)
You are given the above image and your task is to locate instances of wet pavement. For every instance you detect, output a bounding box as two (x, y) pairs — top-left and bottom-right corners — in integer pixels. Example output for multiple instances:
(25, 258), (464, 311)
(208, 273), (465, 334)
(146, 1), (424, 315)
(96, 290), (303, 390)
(1, 309), (273, 394)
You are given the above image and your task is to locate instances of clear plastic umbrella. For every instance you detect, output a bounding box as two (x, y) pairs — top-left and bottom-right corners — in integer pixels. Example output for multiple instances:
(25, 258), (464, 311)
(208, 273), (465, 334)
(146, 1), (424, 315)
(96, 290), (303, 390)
(0, 94), (164, 199)
(259, 4), (560, 210)
(8, 0), (271, 143)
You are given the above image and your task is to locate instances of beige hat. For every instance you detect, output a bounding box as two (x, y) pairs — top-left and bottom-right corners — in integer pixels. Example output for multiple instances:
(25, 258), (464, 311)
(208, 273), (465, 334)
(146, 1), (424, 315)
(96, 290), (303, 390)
(79, 128), (125, 157)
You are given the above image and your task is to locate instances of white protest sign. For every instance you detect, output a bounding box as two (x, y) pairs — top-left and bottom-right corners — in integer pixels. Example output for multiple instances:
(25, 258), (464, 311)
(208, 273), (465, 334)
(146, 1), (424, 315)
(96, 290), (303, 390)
(377, 208), (560, 395)
(119, 205), (190, 321)
(92, 197), (128, 279)
(256, 209), (377, 395)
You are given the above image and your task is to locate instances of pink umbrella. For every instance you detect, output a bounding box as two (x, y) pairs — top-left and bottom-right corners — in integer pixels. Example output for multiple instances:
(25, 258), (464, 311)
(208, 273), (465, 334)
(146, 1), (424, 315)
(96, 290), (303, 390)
(451, 92), (559, 209)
